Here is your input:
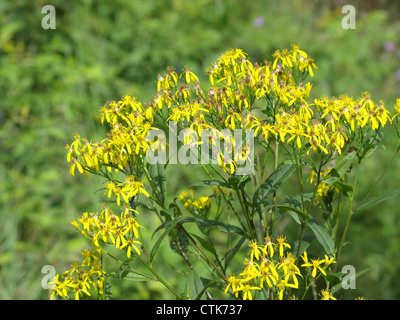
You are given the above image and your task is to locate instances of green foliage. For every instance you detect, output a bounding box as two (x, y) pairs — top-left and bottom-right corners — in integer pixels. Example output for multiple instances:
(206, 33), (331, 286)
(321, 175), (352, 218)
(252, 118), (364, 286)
(1, 0), (400, 299)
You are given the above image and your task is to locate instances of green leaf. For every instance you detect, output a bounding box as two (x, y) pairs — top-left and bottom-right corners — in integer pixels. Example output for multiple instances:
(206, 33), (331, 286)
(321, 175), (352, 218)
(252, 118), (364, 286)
(160, 208), (174, 221)
(122, 273), (153, 282)
(193, 279), (223, 300)
(224, 237), (246, 270)
(307, 219), (335, 255)
(291, 235), (315, 256)
(276, 204), (311, 221)
(150, 216), (246, 262)
(104, 277), (113, 300)
(150, 217), (185, 263)
(355, 189), (400, 212)
(116, 272), (152, 281)
(227, 175), (251, 189)
(169, 226), (189, 257)
(281, 193), (314, 224)
(331, 267), (370, 295)
(186, 270), (205, 300)
(322, 151), (356, 186)
(149, 163), (166, 203)
(333, 181), (353, 197)
(118, 258), (134, 279)
(362, 132), (383, 158)
(191, 234), (216, 256)
(253, 163), (296, 207)
(190, 180), (231, 189)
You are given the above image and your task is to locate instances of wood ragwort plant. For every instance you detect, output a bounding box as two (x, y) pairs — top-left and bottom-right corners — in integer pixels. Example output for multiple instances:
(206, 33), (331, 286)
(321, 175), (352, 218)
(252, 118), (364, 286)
(52, 46), (400, 300)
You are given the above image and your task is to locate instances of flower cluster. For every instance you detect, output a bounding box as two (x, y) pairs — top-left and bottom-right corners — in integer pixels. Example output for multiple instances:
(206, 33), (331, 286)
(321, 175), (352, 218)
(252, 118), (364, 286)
(50, 250), (105, 300)
(71, 203), (143, 258)
(179, 189), (211, 211)
(225, 236), (336, 300)
(56, 45), (400, 300)
(65, 46), (399, 180)
(50, 203), (143, 300)
(307, 169), (339, 204)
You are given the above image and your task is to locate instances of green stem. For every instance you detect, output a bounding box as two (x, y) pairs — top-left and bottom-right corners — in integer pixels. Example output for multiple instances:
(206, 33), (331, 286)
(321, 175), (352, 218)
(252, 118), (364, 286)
(137, 258), (185, 299)
(352, 145), (400, 214)
(180, 227), (227, 280)
(335, 158), (361, 270)
(294, 146), (306, 259)
(142, 161), (165, 210)
(235, 188), (256, 240)
(200, 163), (247, 233)
(296, 221), (306, 260)
(301, 270), (324, 300)
(307, 160), (322, 214)
(142, 161), (226, 295)
(100, 247), (158, 281)
(269, 141), (279, 236)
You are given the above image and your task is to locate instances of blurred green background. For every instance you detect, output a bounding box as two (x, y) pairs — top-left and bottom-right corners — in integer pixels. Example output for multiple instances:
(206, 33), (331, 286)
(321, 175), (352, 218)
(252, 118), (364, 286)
(1, 0), (400, 299)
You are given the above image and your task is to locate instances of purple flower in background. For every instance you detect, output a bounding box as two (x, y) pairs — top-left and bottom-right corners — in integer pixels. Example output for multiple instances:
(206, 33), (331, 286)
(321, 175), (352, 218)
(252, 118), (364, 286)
(383, 41), (395, 52)
(396, 69), (400, 80)
(253, 16), (265, 28)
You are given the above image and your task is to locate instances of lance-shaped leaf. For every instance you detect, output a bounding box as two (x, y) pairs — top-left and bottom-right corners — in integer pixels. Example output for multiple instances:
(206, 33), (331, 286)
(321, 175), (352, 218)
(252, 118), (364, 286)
(307, 219), (336, 256)
(185, 270), (205, 300)
(190, 179), (231, 189)
(150, 216), (246, 262)
(193, 279), (223, 300)
(149, 163), (167, 203)
(322, 151), (356, 186)
(330, 267), (370, 295)
(253, 162), (296, 207)
(276, 204), (311, 221)
(224, 237), (246, 270)
(355, 189), (400, 212)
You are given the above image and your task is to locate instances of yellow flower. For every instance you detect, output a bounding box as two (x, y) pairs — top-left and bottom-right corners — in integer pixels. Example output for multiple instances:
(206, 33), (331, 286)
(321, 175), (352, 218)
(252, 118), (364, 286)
(320, 289), (336, 300)
(395, 99), (400, 115)
(272, 50), (282, 69)
(277, 279), (289, 300)
(217, 152), (236, 175)
(301, 258), (327, 278)
(248, 240), (264, 261)
(225, 275), (244, 297)
(301, 251), (309, 264)
(284, 266), (303, 289)
(276, 236), (291, 257)
(50, 274), (74, 299)
(239, 258), (261, 282)
(323, 254), (336, 267)
(120, 238), (142, 258)
(69, 157), (84, 176)
(259, 258), (279, 288)
(263, 236), (275, 258)
(180, 66), (199, 84)
(122, 176), (150, 198)
(242, 283), (261, 300)
(251, 119), (276, 142)
(287, 122), (309, 149)
(193, 196), (211, 209)
(305, 57), (318, 77)
(224, 108), (241, 130)
(290, 44), (308, 62)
